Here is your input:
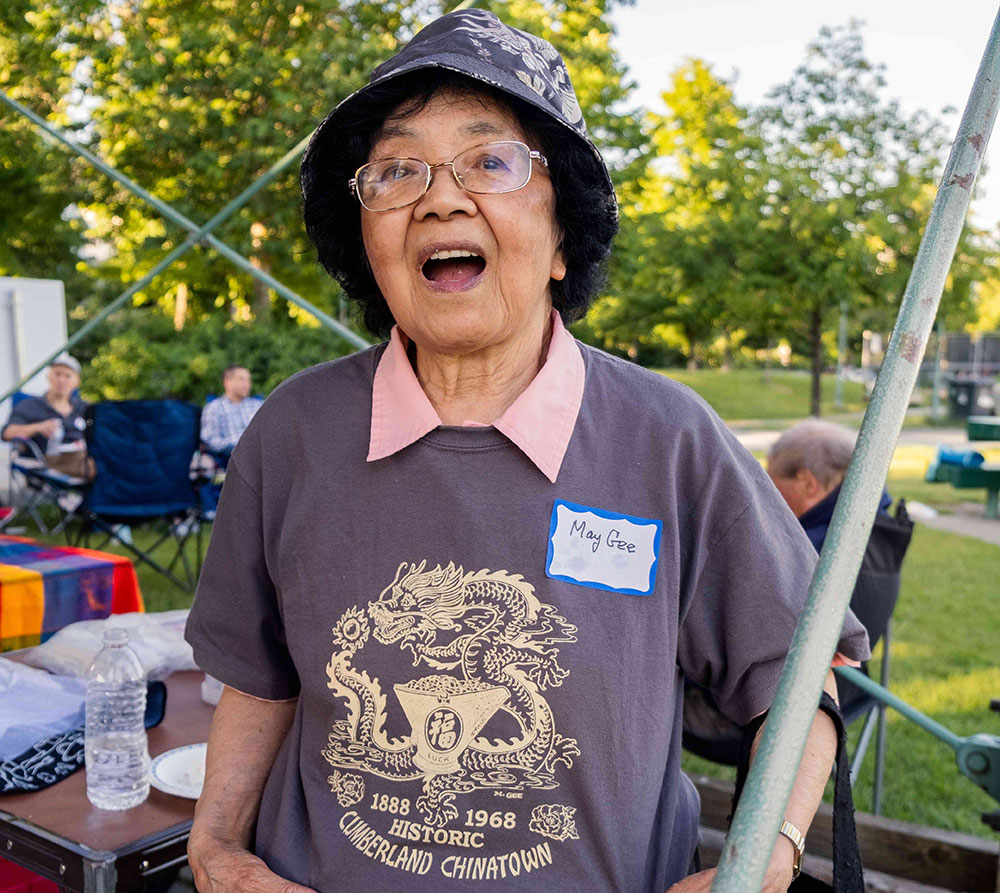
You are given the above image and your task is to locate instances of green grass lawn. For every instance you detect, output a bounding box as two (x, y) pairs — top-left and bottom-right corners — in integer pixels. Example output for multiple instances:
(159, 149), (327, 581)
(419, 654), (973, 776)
(680, 522), (1000, 839)
(664, 372), (1000, 837)
(117, 527), (205, 613)
(657, 368), (869, 421)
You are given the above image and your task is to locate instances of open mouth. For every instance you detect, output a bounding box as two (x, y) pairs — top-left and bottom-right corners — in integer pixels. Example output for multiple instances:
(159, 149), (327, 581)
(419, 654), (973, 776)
(421, 248), (486, 291)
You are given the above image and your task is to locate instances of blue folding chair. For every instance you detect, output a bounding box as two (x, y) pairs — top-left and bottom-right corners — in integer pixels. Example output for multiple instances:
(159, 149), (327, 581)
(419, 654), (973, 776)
(76, 400), (203, 591)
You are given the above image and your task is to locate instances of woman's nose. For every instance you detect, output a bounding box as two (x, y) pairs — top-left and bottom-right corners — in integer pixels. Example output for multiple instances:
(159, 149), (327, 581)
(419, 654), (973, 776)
(413, 163), (478, 220)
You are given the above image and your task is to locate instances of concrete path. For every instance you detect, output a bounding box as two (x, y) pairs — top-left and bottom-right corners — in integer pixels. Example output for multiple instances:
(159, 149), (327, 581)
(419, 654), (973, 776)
(732, 425), (971, 453)
(909, 501), (1000, 547)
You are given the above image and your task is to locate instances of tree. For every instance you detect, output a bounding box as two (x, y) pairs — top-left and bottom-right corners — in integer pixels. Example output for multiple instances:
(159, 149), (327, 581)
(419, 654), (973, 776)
(3, 1), (641, 355)
(590, 59), (765, 367)
(0, 0), (90, 295)
(586, 22), (993, 411)
(48, 0), (417, 329)
(750, 22), (984, 415)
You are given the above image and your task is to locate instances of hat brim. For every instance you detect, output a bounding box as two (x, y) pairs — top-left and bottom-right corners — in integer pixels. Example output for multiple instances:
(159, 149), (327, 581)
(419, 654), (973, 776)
(300, 59), (616, 222)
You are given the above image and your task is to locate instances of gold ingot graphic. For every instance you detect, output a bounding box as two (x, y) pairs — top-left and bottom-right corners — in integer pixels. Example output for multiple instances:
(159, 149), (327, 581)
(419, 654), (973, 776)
(394, 676), (509, 774)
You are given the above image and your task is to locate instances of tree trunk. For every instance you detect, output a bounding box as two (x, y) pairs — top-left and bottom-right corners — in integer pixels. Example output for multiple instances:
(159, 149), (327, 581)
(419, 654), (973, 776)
(721, 329), (733, 372)
(250, 221), (272, 321)
(810, 305), (823, 417)
(173, 281), (187, 331)
(685, 325), (698, 370)
(250, 256), (272, 320)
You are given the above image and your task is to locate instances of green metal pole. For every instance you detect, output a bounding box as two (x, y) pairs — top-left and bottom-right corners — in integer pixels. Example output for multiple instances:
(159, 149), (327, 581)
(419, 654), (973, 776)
(1, 92), (198, 235)
(0, 91), (370, 352)
(0, 123), (341, 403)
(834, 666), (962, 750)
(713, 11), (1000, 890)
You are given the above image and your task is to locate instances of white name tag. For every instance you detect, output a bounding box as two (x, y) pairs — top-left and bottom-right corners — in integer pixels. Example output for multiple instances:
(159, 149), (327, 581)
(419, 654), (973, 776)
(545, 499), (662, 596)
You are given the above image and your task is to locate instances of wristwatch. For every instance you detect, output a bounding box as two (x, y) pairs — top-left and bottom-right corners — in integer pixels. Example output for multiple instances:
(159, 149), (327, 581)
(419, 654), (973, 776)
(778, 820), (805, 878)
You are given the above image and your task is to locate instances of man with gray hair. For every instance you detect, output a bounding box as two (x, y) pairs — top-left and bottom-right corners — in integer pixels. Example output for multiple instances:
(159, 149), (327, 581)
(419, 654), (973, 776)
(767, 418), (890, 550)
(684, 418), (907, 773)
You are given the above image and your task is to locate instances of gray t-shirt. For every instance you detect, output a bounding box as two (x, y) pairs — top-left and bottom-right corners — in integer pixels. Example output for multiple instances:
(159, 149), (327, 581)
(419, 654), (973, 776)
(186, 343), (869, 892)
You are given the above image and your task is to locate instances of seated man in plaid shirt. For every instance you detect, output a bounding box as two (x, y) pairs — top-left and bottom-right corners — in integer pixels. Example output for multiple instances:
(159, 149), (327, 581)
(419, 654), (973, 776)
(201, 364), (263, 461)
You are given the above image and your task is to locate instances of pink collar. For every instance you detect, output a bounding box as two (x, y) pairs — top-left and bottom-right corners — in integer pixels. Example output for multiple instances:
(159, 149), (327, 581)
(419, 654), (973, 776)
(367, 312), (585, 483)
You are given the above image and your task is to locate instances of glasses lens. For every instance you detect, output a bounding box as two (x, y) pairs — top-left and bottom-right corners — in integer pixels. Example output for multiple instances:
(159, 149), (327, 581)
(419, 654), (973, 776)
(357, 158), (429, 210)
(455, 142), (531, 194)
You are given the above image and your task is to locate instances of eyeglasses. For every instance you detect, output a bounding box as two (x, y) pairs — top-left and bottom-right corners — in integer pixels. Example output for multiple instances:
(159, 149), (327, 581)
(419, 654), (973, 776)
(349, 140), (548, 212)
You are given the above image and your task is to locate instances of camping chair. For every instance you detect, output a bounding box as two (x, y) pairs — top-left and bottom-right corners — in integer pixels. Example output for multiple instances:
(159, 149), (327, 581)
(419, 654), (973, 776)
(75, 399), (203, 591)
(682, 500), (913, 814)
(5, 392), (87, 537)
(836, 500), (914, 814)
(0, 505), (18, 532)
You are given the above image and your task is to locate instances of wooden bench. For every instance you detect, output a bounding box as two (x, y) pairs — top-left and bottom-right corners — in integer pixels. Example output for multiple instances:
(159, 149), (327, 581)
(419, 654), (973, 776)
(692, 774), (999, 892)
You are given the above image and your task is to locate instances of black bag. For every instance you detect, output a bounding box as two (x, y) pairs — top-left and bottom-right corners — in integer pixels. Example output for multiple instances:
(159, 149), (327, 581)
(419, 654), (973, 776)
(730, 692), (865, 892)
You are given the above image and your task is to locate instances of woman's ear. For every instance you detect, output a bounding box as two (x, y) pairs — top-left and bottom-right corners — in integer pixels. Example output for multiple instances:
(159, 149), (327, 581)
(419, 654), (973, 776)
(550, 248), (568, 282)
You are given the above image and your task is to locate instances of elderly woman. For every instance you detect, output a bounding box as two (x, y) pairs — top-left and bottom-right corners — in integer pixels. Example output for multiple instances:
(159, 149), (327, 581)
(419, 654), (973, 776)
(185, 10), (868, 892)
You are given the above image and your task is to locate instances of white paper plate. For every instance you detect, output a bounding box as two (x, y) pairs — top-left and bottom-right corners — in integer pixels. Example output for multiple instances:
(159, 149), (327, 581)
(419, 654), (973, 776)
(150, 742), (207, 799)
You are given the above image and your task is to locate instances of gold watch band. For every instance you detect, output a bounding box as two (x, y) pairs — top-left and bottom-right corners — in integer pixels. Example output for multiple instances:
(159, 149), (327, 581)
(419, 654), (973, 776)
(778, 820), (805, 878)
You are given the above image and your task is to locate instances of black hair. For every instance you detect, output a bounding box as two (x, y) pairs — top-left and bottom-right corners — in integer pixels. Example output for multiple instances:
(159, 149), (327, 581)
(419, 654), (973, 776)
(302, 70), (618, 338)
(222, 364), (249, 379)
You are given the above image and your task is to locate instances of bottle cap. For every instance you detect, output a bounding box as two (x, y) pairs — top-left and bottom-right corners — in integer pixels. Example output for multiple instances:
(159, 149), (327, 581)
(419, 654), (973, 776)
(104, 627), (129, 644)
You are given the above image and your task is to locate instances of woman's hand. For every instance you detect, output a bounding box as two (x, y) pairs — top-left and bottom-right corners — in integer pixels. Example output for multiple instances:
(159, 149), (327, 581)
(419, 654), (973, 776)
(665, 841), (795, 892)
(188, 687), (302, 893)
(188, 834), (317, 893)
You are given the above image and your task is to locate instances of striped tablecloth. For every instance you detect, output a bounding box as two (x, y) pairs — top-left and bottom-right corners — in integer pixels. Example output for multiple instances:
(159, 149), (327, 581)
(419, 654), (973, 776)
(0, 535), (143, 652)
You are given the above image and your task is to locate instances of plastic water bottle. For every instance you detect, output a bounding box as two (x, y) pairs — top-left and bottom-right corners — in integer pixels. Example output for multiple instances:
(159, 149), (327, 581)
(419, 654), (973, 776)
(46, 419), (64, 455)
(85, 628), (150, 810)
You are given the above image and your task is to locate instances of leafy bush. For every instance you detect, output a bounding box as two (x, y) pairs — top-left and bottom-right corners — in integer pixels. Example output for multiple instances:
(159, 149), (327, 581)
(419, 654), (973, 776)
(77, 310), (360, 404)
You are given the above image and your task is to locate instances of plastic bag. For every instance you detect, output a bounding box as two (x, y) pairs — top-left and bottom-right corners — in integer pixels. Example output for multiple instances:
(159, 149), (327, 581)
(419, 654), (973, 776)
(22, 610), (197, 680)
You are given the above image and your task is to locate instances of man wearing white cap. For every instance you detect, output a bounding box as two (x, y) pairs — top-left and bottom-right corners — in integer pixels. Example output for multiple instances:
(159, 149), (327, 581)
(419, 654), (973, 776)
(2, 353), (94, 479)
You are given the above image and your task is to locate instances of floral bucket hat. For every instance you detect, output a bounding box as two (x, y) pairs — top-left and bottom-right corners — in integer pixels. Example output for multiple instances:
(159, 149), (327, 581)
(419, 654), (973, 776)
(300, 8), (617, 223)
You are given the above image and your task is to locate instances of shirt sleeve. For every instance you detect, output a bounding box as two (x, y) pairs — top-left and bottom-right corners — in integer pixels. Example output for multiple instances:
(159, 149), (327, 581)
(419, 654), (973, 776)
(200, 400), (228, 452)
(677, 464), (870, 727)
(184, 453), (300, 700)
(2, 398), (47, 451)
(3, 398), (36, 434)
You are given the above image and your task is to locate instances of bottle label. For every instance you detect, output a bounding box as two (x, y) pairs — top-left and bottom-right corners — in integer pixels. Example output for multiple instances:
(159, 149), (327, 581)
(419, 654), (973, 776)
(90, 747), (136, 778)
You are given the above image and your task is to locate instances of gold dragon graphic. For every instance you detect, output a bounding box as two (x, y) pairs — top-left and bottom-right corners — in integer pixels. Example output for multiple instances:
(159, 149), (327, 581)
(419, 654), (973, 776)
(323, 561), (579, 826)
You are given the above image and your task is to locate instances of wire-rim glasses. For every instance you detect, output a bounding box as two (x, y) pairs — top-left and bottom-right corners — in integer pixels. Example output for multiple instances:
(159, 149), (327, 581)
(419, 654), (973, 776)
(349, 140), (548, 212)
